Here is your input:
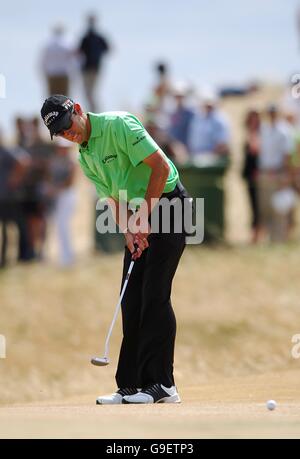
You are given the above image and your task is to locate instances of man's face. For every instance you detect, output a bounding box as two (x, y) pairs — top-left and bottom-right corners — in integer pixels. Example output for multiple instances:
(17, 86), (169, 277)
(56, 110), (88, 144)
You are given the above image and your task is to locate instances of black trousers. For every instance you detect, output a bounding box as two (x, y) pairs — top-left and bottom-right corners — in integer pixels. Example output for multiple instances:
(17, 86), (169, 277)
(246, 182), (259, 228)
(115, 184), (188, 389)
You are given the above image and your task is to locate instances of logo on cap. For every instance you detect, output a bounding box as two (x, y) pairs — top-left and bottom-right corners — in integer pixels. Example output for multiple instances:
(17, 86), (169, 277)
(62, 99), (73, 110)
(44, 111), (59, 126)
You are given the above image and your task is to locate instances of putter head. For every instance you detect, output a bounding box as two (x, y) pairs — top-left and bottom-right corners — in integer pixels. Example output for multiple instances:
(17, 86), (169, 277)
(91, 356), (109, 366)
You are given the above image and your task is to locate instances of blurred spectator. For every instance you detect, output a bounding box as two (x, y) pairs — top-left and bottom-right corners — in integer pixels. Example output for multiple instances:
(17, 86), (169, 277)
(0, 127), (32, 267)
(49, 138), (77, 267)
(14, 117), (52, 260)
(285, 111), (300, 191)
(24, 117), (54, 260)
(146, 120), (188, 165)
(257, 104), (294, 242)
(188, 90), (230, 157)
(15, 117), (30, 148)
(144, 61), (173, 130)
(284, 111), (300, 236)
(40, 24), (74, 96)
(78, 13), (110, 112)
(242, 109), (261, 243)
(168, 81), (193, 150)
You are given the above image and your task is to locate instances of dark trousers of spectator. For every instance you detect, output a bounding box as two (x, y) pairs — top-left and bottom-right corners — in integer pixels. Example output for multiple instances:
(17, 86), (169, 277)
(115, 184), (189, 389)
(82, 69), (99, 112)
(47, 75), (69, 96)
(0, 201), (33, 267)
(246, 181), (259, 229)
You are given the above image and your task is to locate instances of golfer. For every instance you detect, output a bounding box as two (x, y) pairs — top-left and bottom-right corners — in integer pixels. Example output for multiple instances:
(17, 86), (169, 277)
(41, 94), (189, 404)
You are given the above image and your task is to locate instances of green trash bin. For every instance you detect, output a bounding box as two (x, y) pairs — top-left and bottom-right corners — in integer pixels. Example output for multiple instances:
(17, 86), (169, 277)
(178, 155), (229, 243)
(94, 200), (125, 253)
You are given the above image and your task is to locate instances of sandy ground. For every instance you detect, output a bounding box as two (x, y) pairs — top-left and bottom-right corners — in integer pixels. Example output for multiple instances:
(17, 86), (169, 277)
(1, 371), (300, 439)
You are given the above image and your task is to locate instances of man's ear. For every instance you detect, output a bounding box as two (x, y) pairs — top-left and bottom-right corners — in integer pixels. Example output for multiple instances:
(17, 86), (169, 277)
(74, 103), (83, 115)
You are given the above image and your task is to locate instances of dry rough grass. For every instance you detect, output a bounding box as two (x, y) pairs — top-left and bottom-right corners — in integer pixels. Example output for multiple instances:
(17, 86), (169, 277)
(1, 242), (300, 404)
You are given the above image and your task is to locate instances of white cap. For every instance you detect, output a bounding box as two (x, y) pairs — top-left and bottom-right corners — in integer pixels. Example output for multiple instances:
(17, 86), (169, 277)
(172, 81), (189, 96)
(198, 86), (218, 105)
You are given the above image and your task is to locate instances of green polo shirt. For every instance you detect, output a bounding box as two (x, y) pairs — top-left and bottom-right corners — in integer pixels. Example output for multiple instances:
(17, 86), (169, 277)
(78, 112), (179, 203)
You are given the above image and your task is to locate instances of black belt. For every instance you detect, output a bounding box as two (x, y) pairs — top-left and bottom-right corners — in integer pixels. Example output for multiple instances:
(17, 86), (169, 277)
(161, 181), (186, 199)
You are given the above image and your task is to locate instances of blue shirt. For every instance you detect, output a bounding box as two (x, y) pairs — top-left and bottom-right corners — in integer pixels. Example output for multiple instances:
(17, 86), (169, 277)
(188, 109), (230, 154)
(168, 107), (194, 147)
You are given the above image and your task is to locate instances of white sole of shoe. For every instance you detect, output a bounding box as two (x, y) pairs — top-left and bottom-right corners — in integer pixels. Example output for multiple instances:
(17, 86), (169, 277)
(157, 394), (181, 403)
(96, 394), (123, 405)
(96, 400), (123, 405)
(123, 394), (181, 404)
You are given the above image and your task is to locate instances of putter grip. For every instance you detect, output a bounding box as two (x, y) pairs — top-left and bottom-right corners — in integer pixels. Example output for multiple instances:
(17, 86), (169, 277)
(132, 243), (139, 258)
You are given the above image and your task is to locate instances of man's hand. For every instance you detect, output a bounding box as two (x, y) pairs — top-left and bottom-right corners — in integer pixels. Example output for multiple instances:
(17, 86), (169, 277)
(133, 222), (151, 259)
(125, 227), (150, 260)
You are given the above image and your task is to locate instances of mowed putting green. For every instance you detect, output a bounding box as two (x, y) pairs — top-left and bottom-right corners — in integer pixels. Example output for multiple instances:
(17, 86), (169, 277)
(0, 372), (300, 439)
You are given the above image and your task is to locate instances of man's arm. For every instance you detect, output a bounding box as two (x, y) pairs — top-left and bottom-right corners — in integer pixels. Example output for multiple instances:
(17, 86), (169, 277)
(139, 149), (170, 217)
(214, 117), (230, 156)
(108, 149), (170, 259)
(214, 142), (229, 155)
(124, 149), (170, 258)
(106, 197), (132, 233)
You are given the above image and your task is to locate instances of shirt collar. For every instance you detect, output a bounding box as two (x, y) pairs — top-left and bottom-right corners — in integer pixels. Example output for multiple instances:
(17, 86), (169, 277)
(88, 112), (102, 139)
(80, 113), (102, 154)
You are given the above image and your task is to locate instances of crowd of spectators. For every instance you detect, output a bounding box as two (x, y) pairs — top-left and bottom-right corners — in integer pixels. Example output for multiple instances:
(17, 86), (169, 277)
(2, 16), (300, 268)
(145, 62), (300, 244)
(0, 118), (76, 268)
(242, 102), (300, 243)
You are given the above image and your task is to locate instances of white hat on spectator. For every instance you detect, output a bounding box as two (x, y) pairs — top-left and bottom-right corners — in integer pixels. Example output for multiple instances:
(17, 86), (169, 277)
(172, 81), (189, 97)
(198, 86), (218, 105)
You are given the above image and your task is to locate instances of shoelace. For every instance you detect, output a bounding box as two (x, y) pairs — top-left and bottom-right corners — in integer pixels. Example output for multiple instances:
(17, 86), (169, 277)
(117, 387), (138, 396)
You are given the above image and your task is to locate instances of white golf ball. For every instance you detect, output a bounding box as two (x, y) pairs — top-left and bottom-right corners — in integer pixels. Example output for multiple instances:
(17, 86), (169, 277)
(266, 400), (277, 411)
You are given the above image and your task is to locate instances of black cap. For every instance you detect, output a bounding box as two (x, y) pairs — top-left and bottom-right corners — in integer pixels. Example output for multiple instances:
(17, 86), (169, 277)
(41, 95), (74, 139)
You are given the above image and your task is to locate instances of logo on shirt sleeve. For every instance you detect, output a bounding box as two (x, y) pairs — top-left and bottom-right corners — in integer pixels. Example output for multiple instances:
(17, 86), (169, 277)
(132, 135), (146, 146)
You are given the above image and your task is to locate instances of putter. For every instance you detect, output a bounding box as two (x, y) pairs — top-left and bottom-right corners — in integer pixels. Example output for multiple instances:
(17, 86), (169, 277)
(91, 244), (138, 366)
